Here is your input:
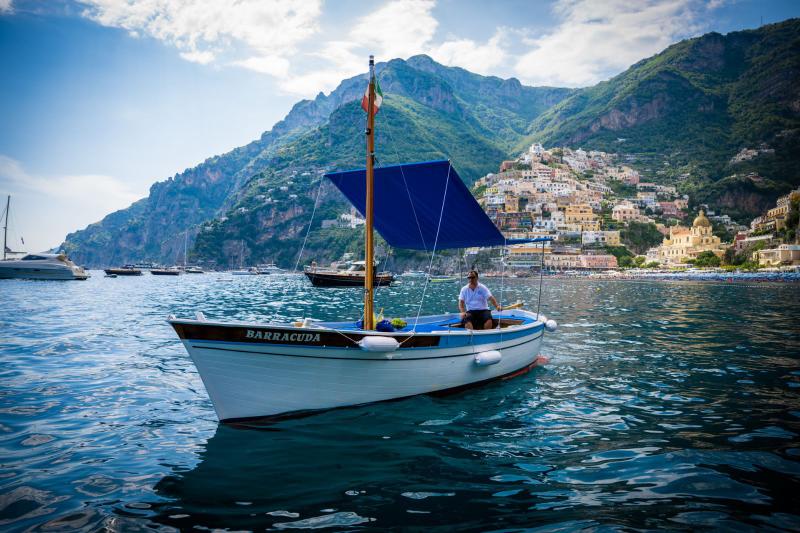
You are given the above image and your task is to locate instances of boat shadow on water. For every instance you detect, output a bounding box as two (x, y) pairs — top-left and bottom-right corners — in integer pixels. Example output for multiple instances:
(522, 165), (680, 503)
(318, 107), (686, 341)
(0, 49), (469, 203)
(148, 371), (549, 531)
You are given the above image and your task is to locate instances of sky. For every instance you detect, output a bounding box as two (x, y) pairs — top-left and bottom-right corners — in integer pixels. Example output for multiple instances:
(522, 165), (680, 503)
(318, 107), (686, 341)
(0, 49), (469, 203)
(0, 0), (798, 253)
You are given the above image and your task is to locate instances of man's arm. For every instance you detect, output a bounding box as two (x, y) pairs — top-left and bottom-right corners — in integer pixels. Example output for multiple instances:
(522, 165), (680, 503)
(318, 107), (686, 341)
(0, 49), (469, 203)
(458, 298), (466, 318)
(489, 295), (502, 311)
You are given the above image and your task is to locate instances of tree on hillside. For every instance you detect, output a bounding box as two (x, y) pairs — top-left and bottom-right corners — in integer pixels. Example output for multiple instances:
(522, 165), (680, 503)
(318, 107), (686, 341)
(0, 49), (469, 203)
(690, 251), (722, 267)
(621, 222), (663, 254)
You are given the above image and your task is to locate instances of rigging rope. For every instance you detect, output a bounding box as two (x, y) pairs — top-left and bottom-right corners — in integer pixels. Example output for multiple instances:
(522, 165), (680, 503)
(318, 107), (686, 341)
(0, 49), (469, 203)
(292, 176), (326, 274)
(537, 239), (546, 319)
(412, 161), (452, 331)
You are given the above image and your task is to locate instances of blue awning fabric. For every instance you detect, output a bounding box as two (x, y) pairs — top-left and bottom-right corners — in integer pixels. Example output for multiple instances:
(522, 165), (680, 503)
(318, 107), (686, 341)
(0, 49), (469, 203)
(325, 160), (551, 251)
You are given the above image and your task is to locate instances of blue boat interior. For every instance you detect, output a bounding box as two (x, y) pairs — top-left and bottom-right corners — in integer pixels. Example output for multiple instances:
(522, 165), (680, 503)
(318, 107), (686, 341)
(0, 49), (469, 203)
(316, 311), (537, 333)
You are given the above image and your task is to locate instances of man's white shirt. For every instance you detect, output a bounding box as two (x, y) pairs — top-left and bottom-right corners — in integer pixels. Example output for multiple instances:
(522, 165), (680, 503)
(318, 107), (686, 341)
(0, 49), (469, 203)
(459, 283), (492, 311)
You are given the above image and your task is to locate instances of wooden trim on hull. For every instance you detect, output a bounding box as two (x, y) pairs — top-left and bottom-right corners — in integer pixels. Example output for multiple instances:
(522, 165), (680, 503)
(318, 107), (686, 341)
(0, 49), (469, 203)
(222, 355), (548, 426)
(172, 321), (441, 349)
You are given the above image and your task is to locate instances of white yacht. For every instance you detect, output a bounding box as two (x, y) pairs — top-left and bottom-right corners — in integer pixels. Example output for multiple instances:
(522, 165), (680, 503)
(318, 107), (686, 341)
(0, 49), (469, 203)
(0, 253), (90, 280)
(0, 195), (89, 280)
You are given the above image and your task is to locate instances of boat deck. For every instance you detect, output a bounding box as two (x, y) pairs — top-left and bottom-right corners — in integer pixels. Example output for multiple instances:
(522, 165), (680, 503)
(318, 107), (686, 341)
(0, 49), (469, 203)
(316, 311), (537, 333)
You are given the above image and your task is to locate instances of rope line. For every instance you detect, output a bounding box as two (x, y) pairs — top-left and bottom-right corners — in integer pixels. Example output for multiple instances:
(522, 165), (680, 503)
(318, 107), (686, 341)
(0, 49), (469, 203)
(537, 239), (545, 319)
(412, 161), (452, 331)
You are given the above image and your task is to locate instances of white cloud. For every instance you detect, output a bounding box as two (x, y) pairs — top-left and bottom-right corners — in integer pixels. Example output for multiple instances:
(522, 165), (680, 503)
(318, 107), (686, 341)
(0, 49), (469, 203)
(234, 55), (291, 78)
(79, 0), (322, 70)
(429, 31), (508, 76)
(0, 0), (12, 14)
(277, 0), (440, 95)
(180, 49), (215, 64)
(515, 0), (707, 87)
(75, 0), (724, 98)
(0, 155), (142, 251)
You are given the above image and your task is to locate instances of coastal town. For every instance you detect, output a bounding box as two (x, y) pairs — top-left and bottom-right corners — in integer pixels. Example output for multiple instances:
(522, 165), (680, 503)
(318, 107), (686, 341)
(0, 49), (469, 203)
(460, 143), (800, 273)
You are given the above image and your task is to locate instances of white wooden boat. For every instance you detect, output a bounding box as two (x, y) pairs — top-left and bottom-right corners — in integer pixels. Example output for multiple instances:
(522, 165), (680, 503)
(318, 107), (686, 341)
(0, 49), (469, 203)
(168, 57), (556, 422)
(169, 310), (554, 422)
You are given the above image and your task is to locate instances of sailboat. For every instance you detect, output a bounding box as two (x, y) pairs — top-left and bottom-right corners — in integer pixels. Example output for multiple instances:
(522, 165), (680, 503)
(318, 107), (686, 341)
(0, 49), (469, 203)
(168, 57), (556, 423)
(231, 240), (257, 275)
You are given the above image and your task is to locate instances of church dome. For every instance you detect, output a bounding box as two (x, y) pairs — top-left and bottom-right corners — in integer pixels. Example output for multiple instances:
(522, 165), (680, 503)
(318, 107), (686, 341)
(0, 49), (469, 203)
(693, 210), (712, 228)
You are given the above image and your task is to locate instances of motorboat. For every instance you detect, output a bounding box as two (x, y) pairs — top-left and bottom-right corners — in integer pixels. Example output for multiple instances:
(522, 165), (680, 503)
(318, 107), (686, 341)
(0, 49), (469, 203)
(104, 266), (142, 276)
(257, 263), (285, 274)
(168, 57), (556, 422)
(401, 270), (427, 277)
(0, 195), (90, 280)
(184, 266), (204, 274)
(0, 253), (90, 280)
(304, 260), (394, 287)
(151, 267), (182, 275)
(231, 267), (258, 276)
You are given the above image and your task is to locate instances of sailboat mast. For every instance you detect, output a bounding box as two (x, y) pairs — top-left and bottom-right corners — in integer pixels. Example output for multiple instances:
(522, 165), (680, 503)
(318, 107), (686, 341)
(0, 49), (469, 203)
(2, 195), (9, 261)
(184, 230), (188, 268)
(364, 56), (376, 330)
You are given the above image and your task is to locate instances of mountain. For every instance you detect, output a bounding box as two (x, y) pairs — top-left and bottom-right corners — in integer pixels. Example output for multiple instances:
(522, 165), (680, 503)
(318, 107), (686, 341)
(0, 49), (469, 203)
(525, 18), (800, 221)
(63, 20), (800, 266)
(62, 56), (571, 267)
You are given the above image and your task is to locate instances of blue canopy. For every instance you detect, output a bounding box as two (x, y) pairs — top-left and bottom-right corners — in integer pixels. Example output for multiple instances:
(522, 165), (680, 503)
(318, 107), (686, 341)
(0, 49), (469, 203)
(325, 160), (550, 251)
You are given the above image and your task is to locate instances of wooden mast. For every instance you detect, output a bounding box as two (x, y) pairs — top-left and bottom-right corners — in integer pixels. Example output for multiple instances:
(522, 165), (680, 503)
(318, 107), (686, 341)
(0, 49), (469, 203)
(364, 56), (376, 330)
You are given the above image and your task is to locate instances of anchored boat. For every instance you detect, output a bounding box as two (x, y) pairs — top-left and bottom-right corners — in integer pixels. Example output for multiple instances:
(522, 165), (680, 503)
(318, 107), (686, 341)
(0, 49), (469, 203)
(304, 260), (394, 287)
(168, 57), (556, 422)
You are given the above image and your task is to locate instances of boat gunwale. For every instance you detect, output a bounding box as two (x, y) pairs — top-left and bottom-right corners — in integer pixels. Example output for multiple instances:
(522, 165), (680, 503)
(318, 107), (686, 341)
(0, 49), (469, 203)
(168, 309), (544, 339)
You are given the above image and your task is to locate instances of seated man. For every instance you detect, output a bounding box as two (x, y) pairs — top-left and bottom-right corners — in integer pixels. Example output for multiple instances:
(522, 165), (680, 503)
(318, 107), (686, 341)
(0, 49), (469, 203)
(458, 270), (502, 330)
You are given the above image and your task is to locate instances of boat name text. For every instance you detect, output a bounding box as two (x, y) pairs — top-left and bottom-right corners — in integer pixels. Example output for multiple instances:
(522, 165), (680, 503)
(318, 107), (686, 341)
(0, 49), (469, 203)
(245, 330), (321, 343)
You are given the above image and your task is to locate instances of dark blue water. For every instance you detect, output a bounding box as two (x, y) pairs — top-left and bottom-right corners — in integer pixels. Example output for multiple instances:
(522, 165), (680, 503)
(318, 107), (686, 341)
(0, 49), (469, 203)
(1, 273), (799, 531)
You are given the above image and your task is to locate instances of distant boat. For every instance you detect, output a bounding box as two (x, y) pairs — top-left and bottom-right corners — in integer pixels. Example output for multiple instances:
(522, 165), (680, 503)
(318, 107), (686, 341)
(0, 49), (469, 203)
(257, 263), (285, 274)
(230, 240), (257, 275)
(151, 267), (181, 276)
(0, 195), (90, 280)
(104, 266), (142, 276)
(430, 276), (458, 283)
(304, 260), (394, 287)
(401, 270), (427, 277)
(0, 253), (90, 280)
(231, 268), (258, 276)
(184, 266), (204, 274)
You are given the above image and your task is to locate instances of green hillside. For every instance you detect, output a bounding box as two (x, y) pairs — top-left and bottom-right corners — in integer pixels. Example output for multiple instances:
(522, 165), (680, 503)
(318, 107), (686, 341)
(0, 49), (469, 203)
(526, 18), (800, 221)
(62, 57), (570, 267)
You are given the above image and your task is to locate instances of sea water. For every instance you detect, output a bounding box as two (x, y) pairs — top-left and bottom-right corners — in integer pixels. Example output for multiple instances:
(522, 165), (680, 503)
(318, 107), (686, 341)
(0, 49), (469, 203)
(1, 273), (799, 531)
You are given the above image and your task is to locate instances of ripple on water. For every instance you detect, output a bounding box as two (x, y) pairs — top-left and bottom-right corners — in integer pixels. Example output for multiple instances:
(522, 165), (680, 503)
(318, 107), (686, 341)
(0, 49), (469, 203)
(0, 276), (798, 531)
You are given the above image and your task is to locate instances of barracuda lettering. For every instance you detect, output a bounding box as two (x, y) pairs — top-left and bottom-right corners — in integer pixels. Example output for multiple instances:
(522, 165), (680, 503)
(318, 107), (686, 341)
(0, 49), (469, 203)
(245, 329), (321, 343)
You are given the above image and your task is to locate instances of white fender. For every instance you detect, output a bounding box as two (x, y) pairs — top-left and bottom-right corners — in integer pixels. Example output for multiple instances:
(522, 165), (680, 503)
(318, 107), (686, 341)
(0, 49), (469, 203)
(358, 336), (399, 353)
(475, 350), (502, 366)
(195, 311), (206, 322)
(545, 319), (558, 332)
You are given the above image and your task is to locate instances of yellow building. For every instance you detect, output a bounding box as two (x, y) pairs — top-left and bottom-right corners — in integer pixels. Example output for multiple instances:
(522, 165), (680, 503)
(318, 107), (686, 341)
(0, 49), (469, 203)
(565, 203), (599, 231)
(652, 211), (726, 265)
(755, 244), (800, 266)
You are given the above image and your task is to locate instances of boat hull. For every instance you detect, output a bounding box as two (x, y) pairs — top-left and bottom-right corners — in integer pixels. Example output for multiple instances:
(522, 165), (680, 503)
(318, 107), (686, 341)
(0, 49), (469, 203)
(0, 266), (88, 280)
(170, 314), (545, 422)
(304, 271), (394, 287)
(104, 268), (142, 276)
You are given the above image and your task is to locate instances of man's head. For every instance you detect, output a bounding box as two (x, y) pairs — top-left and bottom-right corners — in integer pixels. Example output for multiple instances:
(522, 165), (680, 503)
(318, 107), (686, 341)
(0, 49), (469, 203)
(467, 270), (479, 285)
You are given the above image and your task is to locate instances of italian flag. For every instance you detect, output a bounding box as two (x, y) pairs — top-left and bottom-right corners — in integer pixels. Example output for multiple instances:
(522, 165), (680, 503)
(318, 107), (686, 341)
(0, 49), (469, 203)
(360, 77), (383, 115)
